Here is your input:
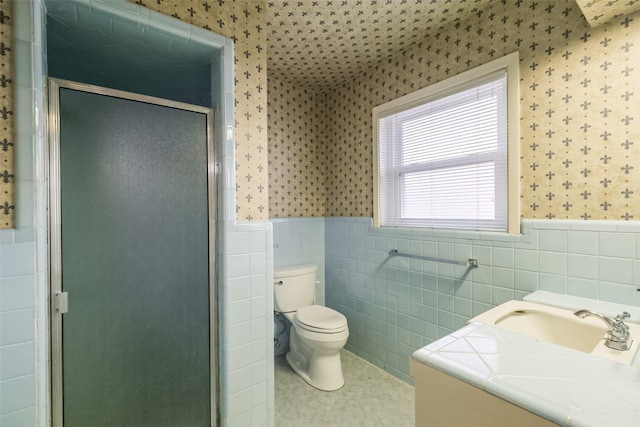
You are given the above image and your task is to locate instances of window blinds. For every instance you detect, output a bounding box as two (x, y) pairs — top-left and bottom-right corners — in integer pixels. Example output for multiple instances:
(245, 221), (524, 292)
(377, 71), (508, 231)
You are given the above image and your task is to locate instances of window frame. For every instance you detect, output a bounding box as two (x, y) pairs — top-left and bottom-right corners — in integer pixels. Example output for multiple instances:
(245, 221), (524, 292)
(373, 52), (520, 234)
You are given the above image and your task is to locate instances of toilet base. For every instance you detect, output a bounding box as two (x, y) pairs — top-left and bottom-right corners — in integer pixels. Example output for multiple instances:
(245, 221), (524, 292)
(285, 324), (348, 391)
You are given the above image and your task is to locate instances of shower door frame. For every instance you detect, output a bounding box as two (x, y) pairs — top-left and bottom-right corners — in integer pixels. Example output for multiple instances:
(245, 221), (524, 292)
(47, 78), (219, 427)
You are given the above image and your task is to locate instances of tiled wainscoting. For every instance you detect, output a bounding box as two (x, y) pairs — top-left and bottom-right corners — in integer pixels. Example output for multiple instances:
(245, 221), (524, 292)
(222, 222), (275, 427)
(270, 217), (640, 384)
(0, 231), (38, 425)
(271, 218), (325, 305)
(325, 218), (640, 383)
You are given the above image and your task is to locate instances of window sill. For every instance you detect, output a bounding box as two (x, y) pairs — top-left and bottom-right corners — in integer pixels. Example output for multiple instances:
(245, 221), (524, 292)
(372, 222), (528, 244)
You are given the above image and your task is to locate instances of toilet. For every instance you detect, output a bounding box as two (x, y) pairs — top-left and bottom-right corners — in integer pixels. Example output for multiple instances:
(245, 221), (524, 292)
(274, 264), (349, 391)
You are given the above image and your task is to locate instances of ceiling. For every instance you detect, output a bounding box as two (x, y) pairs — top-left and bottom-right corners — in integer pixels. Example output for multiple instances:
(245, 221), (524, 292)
(45, 0), (640, 96)
(266, 0), (495, 90)
(265, 0), (640, 92)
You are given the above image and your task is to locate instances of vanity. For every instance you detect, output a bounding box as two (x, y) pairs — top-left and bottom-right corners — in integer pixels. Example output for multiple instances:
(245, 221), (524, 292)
(410, 291), (640, 427)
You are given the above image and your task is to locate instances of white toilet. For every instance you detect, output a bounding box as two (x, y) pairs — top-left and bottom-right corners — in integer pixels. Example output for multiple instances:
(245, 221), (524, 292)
(274, 264), (349, 391)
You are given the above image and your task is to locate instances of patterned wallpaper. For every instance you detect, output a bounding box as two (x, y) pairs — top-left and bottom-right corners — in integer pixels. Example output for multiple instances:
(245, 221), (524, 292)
(265, 0), (495, 91)
(576, 0), (640, 27)
(131, 0), (268, 222)
(0, 0), (13, 229)
(270, 1), (640, 221)
(268, 76), (326, 217)
(3, 1), (640, 225)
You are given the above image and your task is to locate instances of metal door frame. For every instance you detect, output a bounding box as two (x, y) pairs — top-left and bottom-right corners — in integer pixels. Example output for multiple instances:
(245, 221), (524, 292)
(47, 78), (218, 426)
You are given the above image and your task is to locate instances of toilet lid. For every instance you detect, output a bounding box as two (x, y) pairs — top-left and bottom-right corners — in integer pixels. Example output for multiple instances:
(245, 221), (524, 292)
(294, 305), (347, 333)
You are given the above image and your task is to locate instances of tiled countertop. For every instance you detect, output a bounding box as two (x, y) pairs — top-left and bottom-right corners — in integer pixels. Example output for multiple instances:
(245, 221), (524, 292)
(411, 292), (640, 427)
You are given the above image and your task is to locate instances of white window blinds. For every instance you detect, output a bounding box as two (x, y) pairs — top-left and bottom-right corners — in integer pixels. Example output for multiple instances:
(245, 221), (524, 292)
(376, 70), (511, 231)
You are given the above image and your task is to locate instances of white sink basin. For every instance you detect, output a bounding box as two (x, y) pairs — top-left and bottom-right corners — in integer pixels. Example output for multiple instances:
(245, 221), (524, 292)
(470, 300), (640, 365)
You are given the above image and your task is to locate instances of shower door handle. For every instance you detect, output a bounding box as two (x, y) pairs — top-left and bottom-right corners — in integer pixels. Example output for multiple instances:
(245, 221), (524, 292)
(54, 292), (68, 314)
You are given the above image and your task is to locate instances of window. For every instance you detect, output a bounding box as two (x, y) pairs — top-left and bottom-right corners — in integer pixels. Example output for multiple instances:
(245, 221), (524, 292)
(373, 52), (520, 233)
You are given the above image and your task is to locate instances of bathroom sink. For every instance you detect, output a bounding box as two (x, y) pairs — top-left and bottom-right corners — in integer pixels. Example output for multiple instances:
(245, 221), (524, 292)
(470, 300), (640, 365)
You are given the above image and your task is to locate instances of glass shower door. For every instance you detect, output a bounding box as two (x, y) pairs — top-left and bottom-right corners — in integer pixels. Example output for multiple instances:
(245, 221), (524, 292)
(50, 81), (215, 427)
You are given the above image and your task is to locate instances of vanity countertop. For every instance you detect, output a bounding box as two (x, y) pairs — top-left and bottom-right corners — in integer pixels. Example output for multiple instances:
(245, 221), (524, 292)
(411, 292), (640, 427)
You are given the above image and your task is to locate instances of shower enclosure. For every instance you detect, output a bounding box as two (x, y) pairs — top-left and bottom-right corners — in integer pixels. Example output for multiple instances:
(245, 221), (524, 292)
(48, 79), (217, 426)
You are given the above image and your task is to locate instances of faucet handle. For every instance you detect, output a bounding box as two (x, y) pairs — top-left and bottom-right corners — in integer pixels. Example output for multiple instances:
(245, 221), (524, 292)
(617, 311), (631, 321)
(611, 312), (631, 339)
(614, 312), (631, 328)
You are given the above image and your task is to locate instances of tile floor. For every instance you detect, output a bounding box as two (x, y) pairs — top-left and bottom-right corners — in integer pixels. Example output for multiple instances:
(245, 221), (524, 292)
(275, 350), (415, 426)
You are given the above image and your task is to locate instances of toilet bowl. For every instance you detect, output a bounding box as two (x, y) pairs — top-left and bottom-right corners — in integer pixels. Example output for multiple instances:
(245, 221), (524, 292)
(274, 265), (349, 391)
(283, 305), (349, 391)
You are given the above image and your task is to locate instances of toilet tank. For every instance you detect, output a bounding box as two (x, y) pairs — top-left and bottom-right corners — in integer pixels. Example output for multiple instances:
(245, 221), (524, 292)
(274, 264), (317, 313)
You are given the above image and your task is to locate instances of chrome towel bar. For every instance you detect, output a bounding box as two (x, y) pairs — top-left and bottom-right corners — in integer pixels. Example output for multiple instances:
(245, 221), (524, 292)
(389, 249), (479, 268)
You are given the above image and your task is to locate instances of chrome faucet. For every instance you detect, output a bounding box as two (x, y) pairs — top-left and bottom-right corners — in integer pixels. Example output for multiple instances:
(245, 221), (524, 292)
(574, 310), (633, 351)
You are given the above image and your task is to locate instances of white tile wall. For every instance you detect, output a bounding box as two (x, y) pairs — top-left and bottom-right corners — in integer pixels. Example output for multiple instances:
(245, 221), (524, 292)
(324, 217), (640, 384)
(271, 217), (325, 305)
(0, 238), (37, 425)
(222, 222), (274, 427)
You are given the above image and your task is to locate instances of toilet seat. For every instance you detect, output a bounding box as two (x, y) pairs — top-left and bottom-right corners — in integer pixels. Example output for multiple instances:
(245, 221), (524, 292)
(294, 305), (348, 334)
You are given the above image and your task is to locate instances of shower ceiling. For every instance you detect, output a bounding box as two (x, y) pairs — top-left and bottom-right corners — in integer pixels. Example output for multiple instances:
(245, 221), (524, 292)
(265, 0), (640, 91)
(46, 0), (216, 106)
